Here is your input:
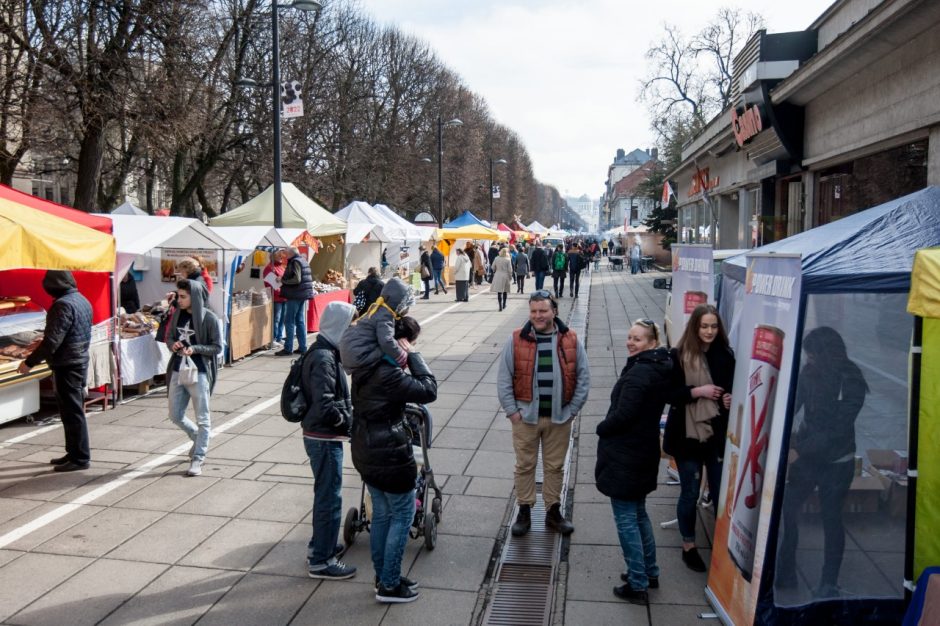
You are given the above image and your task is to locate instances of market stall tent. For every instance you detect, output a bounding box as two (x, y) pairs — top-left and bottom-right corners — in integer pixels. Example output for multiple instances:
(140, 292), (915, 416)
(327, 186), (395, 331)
(715, 186), (940, 625)
(445, 210), (491, 229)
(112, 201), (147, 216)
(209, 226), (289, 296)
(526, 220), (549, 234)
(210, 183), (346, 236)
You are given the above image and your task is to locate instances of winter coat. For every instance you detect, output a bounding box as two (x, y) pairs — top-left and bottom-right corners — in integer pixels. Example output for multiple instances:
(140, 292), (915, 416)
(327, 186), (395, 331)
(567, 249), (583, 273)
(351, 352), (438, 493)
(420, 251), (433, 275)
(280, 253), (315, 301)
(301, 335), (353, 440)
(25, 271), (93, 369)
(454, 253), (471, 281)
(164, 281), (222, 392)
(488, 245), (499, 266)
(430, 248), (445, 270)
(491, 256), (513, 292)
(353, 274), (385, 314)
(120, 275), (140, 314)
(663, 345), (735, 462)
(474, 249), (486, 276)
(595, 348), (673, 501)
(551, 250), (569, 274)
(530, 247), (549, 273)
(340, 277), (413, 373)
(513, 253), (530, 277)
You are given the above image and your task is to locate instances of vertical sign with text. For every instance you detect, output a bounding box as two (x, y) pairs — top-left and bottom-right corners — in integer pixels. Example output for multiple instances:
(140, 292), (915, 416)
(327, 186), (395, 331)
(668, 244), (715, 346)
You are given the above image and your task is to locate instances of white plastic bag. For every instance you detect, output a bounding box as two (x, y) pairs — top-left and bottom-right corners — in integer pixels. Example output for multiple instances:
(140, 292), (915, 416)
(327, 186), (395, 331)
(178, 355), (199, 385)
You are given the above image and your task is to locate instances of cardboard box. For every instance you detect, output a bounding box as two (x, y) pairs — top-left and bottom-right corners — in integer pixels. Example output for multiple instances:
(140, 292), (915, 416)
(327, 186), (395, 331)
(867, 449), (908, 475)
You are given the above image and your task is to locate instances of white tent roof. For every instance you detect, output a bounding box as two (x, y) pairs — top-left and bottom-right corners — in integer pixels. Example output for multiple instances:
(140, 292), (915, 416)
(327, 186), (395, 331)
(208, 226), (289, 253)
(96, 214), (239, 280)
(527, 220), (549, 233)
(209, 183), (346, 237)
(372, 204), (433, 241)
(334, 201), (393, 243)
(112, 201), (147, 216)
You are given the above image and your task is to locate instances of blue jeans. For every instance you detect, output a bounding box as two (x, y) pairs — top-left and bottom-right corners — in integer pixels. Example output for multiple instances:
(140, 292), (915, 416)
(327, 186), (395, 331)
(611, 497), (659, 590)
(283, 299), (308, 352)
(432, 268), (445, 292)
(168, 371), (211, 461)
(304, 439), (344, 567)
(272, 301), (285, 342)
(534, 271), (546, 290)
(676, 456), (723, 542)
(367, 484), (415, 589)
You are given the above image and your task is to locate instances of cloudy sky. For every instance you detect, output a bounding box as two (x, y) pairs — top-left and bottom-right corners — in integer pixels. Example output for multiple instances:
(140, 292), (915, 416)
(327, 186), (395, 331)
(356, 0), (831, 200)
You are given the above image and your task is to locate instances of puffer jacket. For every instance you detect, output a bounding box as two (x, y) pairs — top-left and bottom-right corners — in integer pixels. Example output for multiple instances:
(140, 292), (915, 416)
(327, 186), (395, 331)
(280, 253), (315, 301)
(351, 352), (438, 493)
(595, 347), (673, 501)
(25, 271), (92, 369)
(301, 334), (353, 440)
(340, 277), (413, 373)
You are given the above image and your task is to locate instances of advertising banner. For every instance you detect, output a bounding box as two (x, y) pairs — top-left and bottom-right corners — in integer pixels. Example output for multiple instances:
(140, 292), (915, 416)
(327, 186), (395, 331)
(706, 253), (802, 625)
(160, 248), (220, 283)
(667, 244), (714, 346)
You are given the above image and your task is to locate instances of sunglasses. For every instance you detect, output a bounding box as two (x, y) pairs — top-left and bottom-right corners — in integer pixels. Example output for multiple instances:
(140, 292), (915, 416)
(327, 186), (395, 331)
(635, 318), (659, 341)
(529, 289), (553, 301)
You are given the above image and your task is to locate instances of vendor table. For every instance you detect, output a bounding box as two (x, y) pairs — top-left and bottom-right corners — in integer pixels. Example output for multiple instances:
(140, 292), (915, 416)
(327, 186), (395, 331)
(307, 290), (351, 332)
(0, 364), (51, 425)
(230, 302), (274, 361)
(119, 331), (172, 386)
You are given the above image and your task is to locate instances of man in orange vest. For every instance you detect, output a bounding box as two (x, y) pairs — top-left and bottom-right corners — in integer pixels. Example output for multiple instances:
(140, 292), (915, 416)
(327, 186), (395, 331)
(497, 290), (590, 536)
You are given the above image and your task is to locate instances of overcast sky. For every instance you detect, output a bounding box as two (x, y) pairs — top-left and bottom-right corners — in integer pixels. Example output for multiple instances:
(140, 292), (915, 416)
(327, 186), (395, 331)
(356, 0), (832, 200)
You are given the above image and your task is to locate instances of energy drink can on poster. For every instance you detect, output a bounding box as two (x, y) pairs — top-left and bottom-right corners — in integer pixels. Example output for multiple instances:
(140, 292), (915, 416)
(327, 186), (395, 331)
(727, 324), (784, 582)
(683, 290), (708, 314)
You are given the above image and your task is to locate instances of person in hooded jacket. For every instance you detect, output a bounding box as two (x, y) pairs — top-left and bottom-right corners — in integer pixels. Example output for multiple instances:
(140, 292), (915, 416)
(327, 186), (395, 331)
(302, 301), (359, 581)
(351, 316), (437, 603)
(339, 277), (413, 374)
(353, 267), (385, 316)
(164, 279), (222, 477)
(19, 271), (93, 472)
(595, 320), (673, 605)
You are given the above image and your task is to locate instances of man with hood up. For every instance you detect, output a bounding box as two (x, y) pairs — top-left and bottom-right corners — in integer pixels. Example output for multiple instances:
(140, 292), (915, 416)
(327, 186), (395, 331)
(19, 270), (93, 472)
(301, 300), (358, 580)
(339, 277), (415, 374)
(164, 279), (222, 477)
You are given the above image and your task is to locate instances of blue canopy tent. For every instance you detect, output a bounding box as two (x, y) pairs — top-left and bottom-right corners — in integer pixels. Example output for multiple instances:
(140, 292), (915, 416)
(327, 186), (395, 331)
(717, 186), (940, 625)
(444, 210), (491, 229)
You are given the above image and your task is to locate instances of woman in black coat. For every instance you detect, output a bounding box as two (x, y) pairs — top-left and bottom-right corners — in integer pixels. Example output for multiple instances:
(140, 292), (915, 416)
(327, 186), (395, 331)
(595, 319), (673, 605)
(350, 316), (437, 603)
(662, 304), (735, 573)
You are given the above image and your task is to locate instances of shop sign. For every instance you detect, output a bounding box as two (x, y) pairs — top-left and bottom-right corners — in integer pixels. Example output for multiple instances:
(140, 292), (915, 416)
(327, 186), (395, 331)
(689, 168), (720, 198)
(732, 104), (763, 148)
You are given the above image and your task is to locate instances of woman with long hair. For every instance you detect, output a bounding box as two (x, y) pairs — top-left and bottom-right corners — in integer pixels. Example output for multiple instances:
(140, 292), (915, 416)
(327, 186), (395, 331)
(491, 247), (513, 311)
(663, 304), (735, 572)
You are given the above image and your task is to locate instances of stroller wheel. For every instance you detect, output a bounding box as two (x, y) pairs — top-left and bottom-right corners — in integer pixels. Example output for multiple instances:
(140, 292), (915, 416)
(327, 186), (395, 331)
(343, 507), (359, 547)
(423, 511), (437, 550)
(432, 497), (442, 523)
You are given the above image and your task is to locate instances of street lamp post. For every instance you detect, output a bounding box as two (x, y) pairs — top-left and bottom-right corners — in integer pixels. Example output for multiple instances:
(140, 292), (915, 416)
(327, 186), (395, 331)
(436, 115), (463, 225)
(488, 157), (507, 223)
(239, 0), (321, 228)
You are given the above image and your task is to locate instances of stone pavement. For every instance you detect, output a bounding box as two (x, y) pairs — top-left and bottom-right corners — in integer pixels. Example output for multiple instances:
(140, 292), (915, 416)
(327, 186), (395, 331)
(0, 267), (717, 625)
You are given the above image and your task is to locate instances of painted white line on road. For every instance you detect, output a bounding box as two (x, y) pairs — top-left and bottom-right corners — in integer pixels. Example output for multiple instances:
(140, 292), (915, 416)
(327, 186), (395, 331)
(417, 286), (491, 326)
(0, 424), (61, 450)
(0, 395), (279, 550)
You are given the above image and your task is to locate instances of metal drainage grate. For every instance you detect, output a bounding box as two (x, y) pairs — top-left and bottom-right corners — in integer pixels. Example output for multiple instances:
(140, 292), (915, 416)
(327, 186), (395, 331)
(484, 582), (553, 626)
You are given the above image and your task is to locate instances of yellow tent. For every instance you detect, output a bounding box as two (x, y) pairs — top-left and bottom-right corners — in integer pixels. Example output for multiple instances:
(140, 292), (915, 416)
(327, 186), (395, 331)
(432, 224), (508, 242)
(0, 198), (115, 271)
(210, 183), (346, 237)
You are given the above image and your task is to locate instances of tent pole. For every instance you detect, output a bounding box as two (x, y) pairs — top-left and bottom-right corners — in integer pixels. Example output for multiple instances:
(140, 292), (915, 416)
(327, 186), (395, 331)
(904, 315), (922, 604)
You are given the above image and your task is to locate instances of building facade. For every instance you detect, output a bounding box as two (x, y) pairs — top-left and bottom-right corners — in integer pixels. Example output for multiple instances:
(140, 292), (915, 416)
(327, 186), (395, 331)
(602, 148), (658, 231)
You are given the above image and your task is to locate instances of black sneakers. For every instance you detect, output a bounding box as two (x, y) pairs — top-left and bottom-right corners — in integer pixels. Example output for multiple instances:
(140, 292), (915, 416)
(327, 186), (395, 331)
(621, 573), (659, 588)
(308, 558), (357, 580)
(374, 575), (418, 592)
(682, 547), (707, 572)
(511, 504), (531, 536)
(53, 461), (90, 472)
(613, 584), (649, 605)
(545, 503), (574, 535)
(376, 582), (420, 603)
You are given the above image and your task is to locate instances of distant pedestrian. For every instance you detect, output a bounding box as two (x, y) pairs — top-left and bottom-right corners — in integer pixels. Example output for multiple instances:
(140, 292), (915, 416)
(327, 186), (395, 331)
(19, 271), (93, 472)
(263, 248), (288, 344)
(491, 247), (513, 311)
(430, 247), (447, 295)
(473, 244), (486, 286)
(278, 247), (315, 356)
(120, 271), (140, 314)
(530, 244), (549, 291)
(601, 239), (608, 257)
(595, 320), (672, 606)
(454, 248), (471, 302)
(630, 244), (642, 274)
(419, 246), (433, 299)
(513, 247), (530, 293)
(551, 244), (568, 298)
(497, 290), (590, 537)
(302, 301), (358, 580)
(566, 243), (583, 298)
(353, 267), (385, 316)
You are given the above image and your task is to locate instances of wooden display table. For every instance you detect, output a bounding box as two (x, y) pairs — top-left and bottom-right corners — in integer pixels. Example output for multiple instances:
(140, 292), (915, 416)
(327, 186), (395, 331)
(230, 302), (273, 361)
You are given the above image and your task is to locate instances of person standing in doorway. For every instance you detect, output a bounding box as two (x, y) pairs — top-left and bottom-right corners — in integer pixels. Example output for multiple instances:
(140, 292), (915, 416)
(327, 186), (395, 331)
(497, 291), (590, 537)
(19, 271), (93, 472)
(277, 247), (315, 356)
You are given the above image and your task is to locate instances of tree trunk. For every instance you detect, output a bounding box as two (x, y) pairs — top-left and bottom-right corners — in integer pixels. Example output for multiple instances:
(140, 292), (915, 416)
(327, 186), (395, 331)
(74, 120), (107, 212)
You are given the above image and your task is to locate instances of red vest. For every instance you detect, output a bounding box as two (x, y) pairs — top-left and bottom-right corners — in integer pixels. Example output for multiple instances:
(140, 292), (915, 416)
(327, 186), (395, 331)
(512, 327), (578, 406)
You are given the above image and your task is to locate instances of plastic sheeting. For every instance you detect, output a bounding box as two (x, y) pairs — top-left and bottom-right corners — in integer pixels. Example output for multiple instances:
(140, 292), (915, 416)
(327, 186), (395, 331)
(909, 248), (940, 319)
(915, 317), (940, 580)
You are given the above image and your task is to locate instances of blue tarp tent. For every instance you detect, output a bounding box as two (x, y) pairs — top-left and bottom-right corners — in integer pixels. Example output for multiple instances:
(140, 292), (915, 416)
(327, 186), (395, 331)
(444, 210), (491, 229)
(717, 186), (940, 626)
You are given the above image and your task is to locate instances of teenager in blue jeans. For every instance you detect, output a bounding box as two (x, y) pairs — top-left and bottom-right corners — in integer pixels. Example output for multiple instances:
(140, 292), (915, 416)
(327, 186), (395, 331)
(277, 248), (314, 356)
(351, 317), (437, 603)
(595, 320), (673, 605)
(301, 301), (358, 579)
(430, 247), (447, 295)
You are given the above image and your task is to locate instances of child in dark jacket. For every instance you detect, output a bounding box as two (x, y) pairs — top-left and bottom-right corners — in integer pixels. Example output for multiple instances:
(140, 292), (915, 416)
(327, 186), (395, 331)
(340, 277), (414, 373)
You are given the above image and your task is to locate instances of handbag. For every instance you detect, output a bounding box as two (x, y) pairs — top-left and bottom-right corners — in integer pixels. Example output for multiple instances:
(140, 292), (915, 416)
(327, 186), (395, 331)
(420, 265), (430, 280)
(178, 354), (199, 385)
(353, 290), (367, 313)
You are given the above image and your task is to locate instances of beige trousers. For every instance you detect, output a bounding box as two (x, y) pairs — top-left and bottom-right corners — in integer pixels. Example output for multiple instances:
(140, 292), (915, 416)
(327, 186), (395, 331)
(511, 417), (573, 508)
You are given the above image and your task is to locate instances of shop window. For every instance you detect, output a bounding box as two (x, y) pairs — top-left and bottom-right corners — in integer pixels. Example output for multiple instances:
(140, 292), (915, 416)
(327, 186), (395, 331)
(773, 292), (910, 606)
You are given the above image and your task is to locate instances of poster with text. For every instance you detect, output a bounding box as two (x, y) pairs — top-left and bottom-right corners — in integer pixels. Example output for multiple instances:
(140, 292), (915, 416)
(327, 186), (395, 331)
(160, 248), (220, 283)
(668, 244), (714, 346)
(706, 253), (802, 626)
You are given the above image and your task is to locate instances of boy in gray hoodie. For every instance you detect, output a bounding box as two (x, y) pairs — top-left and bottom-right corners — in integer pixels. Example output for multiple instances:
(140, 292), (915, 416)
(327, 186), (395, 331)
(165, 279), (222, 476)
(340, 277), (414, 373)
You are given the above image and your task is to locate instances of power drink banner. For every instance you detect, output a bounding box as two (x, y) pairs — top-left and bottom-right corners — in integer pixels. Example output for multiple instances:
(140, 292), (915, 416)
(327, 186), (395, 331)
(668, 244), (714, 346)
(706, 253), (802, 626)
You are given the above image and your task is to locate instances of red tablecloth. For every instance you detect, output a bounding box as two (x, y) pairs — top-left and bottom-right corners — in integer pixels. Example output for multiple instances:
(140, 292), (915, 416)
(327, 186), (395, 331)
(307, 290), (352, 332)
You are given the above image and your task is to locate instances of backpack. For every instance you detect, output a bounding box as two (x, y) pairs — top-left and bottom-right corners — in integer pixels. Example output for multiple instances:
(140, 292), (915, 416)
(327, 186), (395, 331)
(280, 349), (312, 423)
(553, 252), (566, 271)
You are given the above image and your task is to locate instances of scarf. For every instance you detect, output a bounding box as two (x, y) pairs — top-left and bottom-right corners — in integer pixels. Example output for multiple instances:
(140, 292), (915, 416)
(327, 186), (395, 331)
(684, 354), (719, 442)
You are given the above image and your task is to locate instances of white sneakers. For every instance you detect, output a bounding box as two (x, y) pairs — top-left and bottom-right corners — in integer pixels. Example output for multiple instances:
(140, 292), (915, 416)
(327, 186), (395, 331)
(186, 458), (203, 477)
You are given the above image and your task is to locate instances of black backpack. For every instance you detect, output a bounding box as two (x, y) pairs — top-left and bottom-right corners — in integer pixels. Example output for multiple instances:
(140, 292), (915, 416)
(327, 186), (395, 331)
(280, 350), (311, 423)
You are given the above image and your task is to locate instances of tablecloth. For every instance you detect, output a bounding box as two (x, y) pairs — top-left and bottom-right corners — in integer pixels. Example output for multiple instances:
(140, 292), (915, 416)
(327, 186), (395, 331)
(306, 290), (351, 332)
(119, 332), (172, 385)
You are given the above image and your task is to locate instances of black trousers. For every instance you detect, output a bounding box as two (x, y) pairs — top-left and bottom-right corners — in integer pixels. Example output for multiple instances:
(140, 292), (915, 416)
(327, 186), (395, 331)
(422, 277), (431, 298)
(455, 280), (469, 302)
(53, 364), (91, 464)
(568, 270), (581, 296)
(552, 271), (566, 296)
(515, 275), (526, 292)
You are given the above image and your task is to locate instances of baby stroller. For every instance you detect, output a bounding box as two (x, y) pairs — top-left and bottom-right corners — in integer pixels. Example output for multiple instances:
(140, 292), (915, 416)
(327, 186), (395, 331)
(343, 403), (443, 550)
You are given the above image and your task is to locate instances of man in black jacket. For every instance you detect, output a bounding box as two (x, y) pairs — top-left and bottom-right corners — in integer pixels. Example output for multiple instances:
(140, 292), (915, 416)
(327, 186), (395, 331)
(277, 247), (315, 356)
(302, 301), (358, 580)
(19, 271), (93, 472)
(530, 244), (549, 291)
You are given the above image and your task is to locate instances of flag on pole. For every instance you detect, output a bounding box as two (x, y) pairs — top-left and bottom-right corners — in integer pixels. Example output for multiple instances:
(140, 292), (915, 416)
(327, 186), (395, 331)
(661, 180), (675, 205)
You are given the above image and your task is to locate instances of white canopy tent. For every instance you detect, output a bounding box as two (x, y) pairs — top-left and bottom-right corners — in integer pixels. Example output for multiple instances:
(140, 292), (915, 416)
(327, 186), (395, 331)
(209, 226), (290, 296)
(210, 183), (346, 236)
(527, 220), (550, 234)
(112, 201), (147, 216)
